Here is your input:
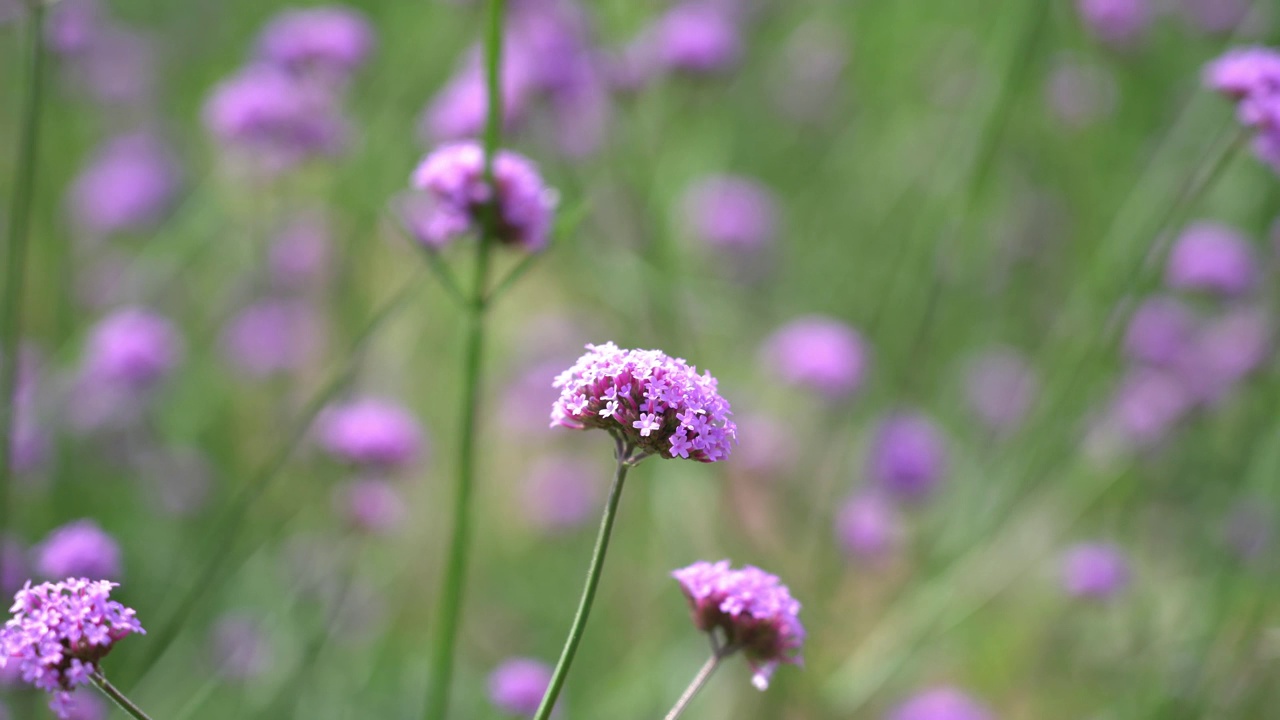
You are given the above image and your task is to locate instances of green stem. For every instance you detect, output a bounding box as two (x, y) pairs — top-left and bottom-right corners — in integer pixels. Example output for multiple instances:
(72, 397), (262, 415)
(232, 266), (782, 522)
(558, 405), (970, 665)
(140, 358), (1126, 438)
(90, 671), (154, 720)
(0, 0), (45, 587)
(533, 442), (633, 720)
(662, 650), (727, 720)
(423, 1), (507, 717)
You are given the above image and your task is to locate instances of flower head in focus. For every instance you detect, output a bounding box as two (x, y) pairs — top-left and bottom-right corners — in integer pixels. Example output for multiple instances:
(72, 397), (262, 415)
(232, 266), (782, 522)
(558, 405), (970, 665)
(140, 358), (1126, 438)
(672, 560), (804, 690)
(551, 343), (736, 463)
(407, 141), (556, 252)
(0, 579), (144, 718)
(487, 657), (553, 717)
(315, 398), (425, 470)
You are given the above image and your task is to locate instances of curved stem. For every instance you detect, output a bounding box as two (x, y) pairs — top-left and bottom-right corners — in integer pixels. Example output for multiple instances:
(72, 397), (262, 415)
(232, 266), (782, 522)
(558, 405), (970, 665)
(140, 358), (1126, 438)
(0, 0), (45, 589)
(533, 446), (632, 720)
(662, 652), (725, 720)
(90, 671), (154, 720)
(423, 0), (507, 717)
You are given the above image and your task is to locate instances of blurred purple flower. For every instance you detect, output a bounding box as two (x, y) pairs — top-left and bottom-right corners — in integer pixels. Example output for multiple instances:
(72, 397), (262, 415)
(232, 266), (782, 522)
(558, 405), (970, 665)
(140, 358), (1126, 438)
(761, 316), (867, 398)
(70, 26), (157, 106)
(653, 2), (741, 74)
(1123, 296), (1197, 366)
(1104, 367), (1192, 448)
(406, 141), (556, 252)
(335, 478), (405, 535)
(1180, 0), (1252, 35)
(1077, 0), (1152, 45)
(672, 560), (805, 690)
(54, 693), (107, 720)
(315, 398), (425, 469)
(551, 343), (737, 462)
(1205, 47), (1280, 100)
(9, 394), (48, 475)
(45, 0), (102, 55)
(1174, 306), (1272, 404)
(835, 493), (902, 561)
(269, 213), (332, 290)
(211, 613), (273, 681)
(34, 520), (122, 581)
(0, 578), (144, 717)
(203, 65), (348, 170)
(67, 131), (180, 239)
(963, 347), (1039, 433)
(487, 657), (553, 717)
(731, 414), (797, 478)
(1045, 56), (1117, 128)
(1164, 222), (1257, 296)
(520, 456), (598, 532)
(256, 5), (375, 79)
(80, 307), (182, 390)
(887, 687), (994, 720)
(867, 412), (949, 503)
(220, 299), (322, 378)
(773, 23), (848, 124)
(683, 175), (778, 251)
(1061, 542), (1130, 600)
(420, 49), (532, 142)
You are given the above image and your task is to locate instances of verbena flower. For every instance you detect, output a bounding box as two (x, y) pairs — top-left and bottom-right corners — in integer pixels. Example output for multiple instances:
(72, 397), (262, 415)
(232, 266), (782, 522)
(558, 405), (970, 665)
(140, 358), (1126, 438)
(1164, 222), (1257, 297)
(487, 657), (553, 717)
(407, 141), (556, 252)
(1076, 0), (1151, 45)
(1102, 367), (1192, 449)
(1060, 542), (1130, 600)
(652, 2), (741, 74)
(67, 131), (180, 239)
(887, 686), (995, 720)
(1123, 295), (1197, 366)
(1173, 305), (1271, 405)
(315, 398), (425, 470)
(835, 493), (902, 561)
(81, 307), (182, 390)
(761, 317), (867, 398)
(0, 579), (144, 718)
(255, 5), (375, 78)
(1204, 47), (1280, 172)
(867, 412), (949, 502)
(220, 299), (322, 378)
(35, 521), (122, 581)
(550, 343), (736, 462)
(45, 0), (102, 56)
(671, 560), (804, 690)
(683, 175), (778, 251)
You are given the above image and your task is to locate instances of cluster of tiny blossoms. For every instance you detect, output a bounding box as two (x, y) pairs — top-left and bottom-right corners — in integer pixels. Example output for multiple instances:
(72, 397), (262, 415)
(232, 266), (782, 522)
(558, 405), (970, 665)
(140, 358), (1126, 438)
(0, 579), (145, 718)
(550, 343), (736, 462)
(672, 561), (805, 690)
(1204, 47), (1280, 172)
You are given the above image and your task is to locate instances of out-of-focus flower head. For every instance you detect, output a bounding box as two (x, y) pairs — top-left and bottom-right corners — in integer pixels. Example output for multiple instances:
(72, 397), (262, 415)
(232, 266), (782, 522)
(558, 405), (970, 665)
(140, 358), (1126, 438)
(220, 299), (322, 378)
(80, 307), (182, 390)
(1123, 296), (1197, 367)
(45, 0), (102, 56)
(683, 175), (778, 251)
(487, 657), (553, 717)
(1204, 47), (1280, 172)
(335, 478), (405, 535)
(1173, 306), (1272, 404)
(1060, 542), (1130, 600)
(520, 455), (598, 532)
(203, 65), (349, 171)
(210, 613), (273, 681)
(730, 414), (797, 478)
(9, 403), (48, 475)
(269, 213), (332, 290)
(1077, 0), (1152, 45)
(70, 26), (158, 106)
(406, 141), (557, 252)
(1103, 367), (1193, 449)
(1164, 222), (1257, 297)
(886, 686), (995, 720)
(867, 412), (949, 503)
(652, 1), (741, 74)
(52, 692), (106, 720)
(419, 47), (533, 143)
(761, 317), (867, 398)
(34, 521), (122, 581)
(67, 131), (181, 240)
(962, 347), (1039, 434)
(835, 493), (903, 561)
(315, 398), (425, 470)
(1045, 55), (1117, 128)
(550, 343), (736, 462)
(672, 560), (804, 690)
(0, 579), (144, 718)
(1179, 0), (1253, 35)
(256, 5), (375, 80)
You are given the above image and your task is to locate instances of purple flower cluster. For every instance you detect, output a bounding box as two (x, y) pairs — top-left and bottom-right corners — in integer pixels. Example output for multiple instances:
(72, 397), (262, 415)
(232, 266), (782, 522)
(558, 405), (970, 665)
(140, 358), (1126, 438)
(66, 131), (181, 240)
(0, 579), (144, 718)
(671, 560), (804, 690)
(1205, 46), (1280, 173)
(255, 6), (374, 78)
(550, 342), (736, 462)
(407, 141), (557, 252)
(315, 398), (425, 470)
(80, 308), (182, 391)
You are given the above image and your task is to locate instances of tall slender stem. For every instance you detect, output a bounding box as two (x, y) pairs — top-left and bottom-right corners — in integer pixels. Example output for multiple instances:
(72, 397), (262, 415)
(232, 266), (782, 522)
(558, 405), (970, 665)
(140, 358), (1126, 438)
(90, 672), (154, 720)
(533, 444), (633, 720)
(423, 0), (507, 717)
(662, 652), (726, 720)
(0, 0), (46, 587)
